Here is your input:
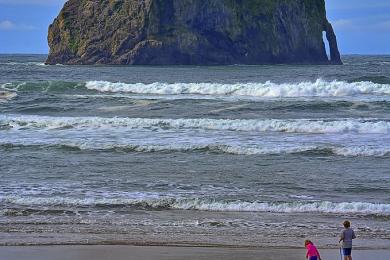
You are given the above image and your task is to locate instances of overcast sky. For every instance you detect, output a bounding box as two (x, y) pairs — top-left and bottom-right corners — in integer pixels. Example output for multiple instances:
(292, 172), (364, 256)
(0, 0), (389, 54)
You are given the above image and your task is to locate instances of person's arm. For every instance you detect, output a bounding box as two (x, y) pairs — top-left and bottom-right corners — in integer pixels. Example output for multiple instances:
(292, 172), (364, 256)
(316, 248), (322, 260)
(339, 230), (345, 243)
(306, 250), (309, 259)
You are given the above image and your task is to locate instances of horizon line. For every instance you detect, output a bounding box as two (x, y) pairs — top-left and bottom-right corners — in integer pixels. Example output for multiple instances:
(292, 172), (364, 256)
(0, 53), (389, 56)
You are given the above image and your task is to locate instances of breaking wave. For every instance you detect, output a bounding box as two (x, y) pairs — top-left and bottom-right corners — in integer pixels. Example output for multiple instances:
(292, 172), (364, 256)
(3, 79), (390, 98)
(0, 62), (45, 66)
(2, 81), (83, 92)
(2, 114), (390, 134)
(1, 143), (389, 157)
(85, 79), (390, 97)
(1, 196), (389, 216)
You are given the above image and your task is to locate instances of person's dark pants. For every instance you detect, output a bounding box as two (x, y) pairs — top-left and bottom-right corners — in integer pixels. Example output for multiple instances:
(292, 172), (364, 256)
(309, 257), (318, 260)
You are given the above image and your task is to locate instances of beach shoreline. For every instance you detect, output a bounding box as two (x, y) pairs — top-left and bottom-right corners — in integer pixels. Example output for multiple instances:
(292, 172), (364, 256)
(1, 245), (390, 260)
(1, 241), (390, 250)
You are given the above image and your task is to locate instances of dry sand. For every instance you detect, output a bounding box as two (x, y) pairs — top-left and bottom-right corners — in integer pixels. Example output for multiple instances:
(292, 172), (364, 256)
(0, 245), (390, 260)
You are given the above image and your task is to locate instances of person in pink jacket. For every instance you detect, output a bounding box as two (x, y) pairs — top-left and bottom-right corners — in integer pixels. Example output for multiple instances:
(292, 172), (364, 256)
(305, 240), (322, 260)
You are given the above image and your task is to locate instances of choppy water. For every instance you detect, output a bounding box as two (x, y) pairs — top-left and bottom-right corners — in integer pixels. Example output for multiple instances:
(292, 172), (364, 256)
(0, 54), (389, 248)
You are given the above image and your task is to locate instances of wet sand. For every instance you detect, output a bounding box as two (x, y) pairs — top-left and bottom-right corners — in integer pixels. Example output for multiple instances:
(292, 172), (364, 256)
(1, 246), (390, 260)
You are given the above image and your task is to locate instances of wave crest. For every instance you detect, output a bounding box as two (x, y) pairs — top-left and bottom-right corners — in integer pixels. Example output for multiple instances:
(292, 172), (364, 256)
(2, 196), (389, 216)
(85, 79), (390, 97)
(4, 79), (390, 99)
(2, 115), (390, 134)
(1, 143), (389, 157)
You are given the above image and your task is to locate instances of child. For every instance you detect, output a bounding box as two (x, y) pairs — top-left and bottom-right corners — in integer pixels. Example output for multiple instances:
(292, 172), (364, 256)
(305, 240), (322, 260)
(339, 220), (356, 260)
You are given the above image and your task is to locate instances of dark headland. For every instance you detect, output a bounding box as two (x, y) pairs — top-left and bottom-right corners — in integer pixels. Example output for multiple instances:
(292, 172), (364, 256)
(46, 0), (342, 65)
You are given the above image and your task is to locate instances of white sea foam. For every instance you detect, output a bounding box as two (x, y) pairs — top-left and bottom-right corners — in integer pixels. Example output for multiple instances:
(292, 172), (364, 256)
(1, 196), (389, 216)
(172, 200), (390, 215)
(0, 142), (320, 156)
(2, 114), (390, 134)
(85, 79), (390, 97)
(289, 195), (315, 200)
(332, 147), (390, 157)
(2, 141), (389, 157)
(0, 62), (46, 66)
(0, 91), (17, 101)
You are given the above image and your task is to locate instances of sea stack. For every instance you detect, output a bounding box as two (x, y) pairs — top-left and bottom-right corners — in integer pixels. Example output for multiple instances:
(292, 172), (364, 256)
(46, 0), (342, 65)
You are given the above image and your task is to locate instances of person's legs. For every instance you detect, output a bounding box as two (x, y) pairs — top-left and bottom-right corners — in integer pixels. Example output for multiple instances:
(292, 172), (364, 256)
(343, 248), (352, 260)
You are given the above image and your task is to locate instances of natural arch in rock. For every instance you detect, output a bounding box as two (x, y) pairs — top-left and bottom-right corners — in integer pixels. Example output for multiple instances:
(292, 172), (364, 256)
(324, 21), (342, 65)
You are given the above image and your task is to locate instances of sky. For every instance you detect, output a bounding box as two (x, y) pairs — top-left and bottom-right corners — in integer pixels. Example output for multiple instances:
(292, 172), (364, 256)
(0, 0), (389, 54)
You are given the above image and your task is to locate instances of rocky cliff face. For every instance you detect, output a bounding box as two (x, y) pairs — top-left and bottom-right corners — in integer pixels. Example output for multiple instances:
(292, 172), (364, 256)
(46, 0), (342, 65)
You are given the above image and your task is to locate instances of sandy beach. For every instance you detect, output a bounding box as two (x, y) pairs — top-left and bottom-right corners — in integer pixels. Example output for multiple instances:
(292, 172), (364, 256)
(0, 246), (390, 260)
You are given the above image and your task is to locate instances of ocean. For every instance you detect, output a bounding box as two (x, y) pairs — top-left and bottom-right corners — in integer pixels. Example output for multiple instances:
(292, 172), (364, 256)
(0, 54), (389, 248)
